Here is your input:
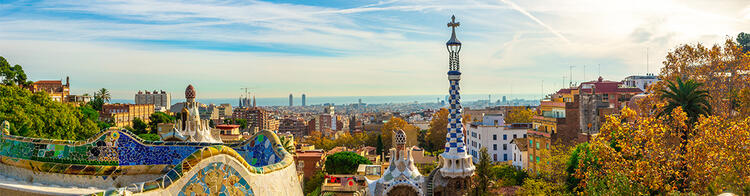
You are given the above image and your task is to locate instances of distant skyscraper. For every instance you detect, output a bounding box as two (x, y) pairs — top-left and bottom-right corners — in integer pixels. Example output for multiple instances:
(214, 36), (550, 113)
(502, 95), (507, 103)
(135, 90), (171, 110)
(302, 94), (306, 106)
(289, 94), (293, 106)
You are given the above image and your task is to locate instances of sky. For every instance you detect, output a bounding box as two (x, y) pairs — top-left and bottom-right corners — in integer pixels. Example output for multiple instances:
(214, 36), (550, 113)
(1, 0), (748, 100)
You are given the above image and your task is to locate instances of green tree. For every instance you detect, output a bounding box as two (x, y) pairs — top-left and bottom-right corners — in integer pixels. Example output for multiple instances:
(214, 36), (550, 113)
(376, 134), (383, 159)
(137, 133), (160, 141)
(471, 147), (491, 196)
(303, 171), (325, 195)
(88, 96), (105, 111)
(132, 117), (148, 134)
(0, 57), (13, 85)
(565, 142), (597, 192)
(738, 32), (750, 53)
(0, 85), (99, 140)
(490, 164), (527, 187)
(0, 57), (30, 86)
(658, 77), (712, 124)
(324, 151), (372, 174)
(236, 118), (248, 130)
(95, 88), (111, 103)
(148, 112), (175, 132)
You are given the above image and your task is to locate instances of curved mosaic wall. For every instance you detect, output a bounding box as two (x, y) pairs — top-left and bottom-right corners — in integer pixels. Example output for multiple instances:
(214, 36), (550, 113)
(179, 162), (254, 196)
(0, 128), (284, 176)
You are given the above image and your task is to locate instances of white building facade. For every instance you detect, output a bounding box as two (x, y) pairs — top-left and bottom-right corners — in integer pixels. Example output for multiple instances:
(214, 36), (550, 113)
(135, 90), (171, 111)
(510, 138), (528, 170)
(466, 115), (528, 163)
(622, 74), (659, 92)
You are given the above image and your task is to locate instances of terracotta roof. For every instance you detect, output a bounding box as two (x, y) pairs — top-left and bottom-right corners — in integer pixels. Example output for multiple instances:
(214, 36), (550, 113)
(511, 138), (528, 151)
(34, 80), (62, 84)
(296, 151), (324, 158)
(215, 124), (240, 129)
(556, 88), (574, 94)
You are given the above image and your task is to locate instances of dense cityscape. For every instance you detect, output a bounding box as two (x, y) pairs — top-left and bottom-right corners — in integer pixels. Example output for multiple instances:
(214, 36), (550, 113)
(1, 0), (749, 196)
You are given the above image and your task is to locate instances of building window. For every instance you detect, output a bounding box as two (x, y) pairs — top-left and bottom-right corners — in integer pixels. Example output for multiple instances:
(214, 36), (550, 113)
(298, 160), (304, 168)
(493, 154), (497, 161)
(536, 143), (540, 149)
(504, 154), (508, 161)
(536, 156), (540, 163)
(503, 144), (507, 150)
(529, 155), (533, 162)
(523, 134), (527, 138)
(493, 144), (497, 150)
(513, 134), (517, 139)
(493, 134), (497, 140)
(503, 134), (507, 140)
(547, 143), (550, 149)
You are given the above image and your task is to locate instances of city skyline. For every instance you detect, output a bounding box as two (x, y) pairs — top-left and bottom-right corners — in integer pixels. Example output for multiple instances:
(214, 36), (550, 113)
(1, 0), (748, 99)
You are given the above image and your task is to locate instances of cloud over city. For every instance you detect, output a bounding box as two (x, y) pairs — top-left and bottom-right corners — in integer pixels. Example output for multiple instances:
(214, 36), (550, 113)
(1, 0), (747, 99)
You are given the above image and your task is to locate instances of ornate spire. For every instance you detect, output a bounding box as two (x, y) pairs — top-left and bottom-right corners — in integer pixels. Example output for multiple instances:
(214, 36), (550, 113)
(439, 15), (475, 179)
(185, 85), (196, 99)
(446, 15), (462, 72)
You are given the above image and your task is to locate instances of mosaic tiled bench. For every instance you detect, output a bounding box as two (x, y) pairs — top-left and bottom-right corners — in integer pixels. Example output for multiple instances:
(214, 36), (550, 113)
(0, 127), (296, 195)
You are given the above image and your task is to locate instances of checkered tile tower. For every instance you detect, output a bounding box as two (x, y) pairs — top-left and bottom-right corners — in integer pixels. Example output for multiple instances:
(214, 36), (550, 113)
(438, 15), (475, 178)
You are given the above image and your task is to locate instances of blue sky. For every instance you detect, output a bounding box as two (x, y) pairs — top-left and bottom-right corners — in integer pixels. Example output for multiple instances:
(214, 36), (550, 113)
(1, 0), (748, 100)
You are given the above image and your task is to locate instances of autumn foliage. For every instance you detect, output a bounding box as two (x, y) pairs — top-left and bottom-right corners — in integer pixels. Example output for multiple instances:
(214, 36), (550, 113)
(568, 37), (750, 195)
(658, 38), (750, 118)
(505, 107), (536, 124)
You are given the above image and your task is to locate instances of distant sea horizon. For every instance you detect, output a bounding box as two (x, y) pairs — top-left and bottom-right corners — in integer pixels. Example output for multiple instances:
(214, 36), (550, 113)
(110, 93), (541, 106)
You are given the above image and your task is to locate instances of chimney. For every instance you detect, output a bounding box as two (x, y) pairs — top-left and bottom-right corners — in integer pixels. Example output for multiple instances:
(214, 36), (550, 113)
(65, 76), (70, 87)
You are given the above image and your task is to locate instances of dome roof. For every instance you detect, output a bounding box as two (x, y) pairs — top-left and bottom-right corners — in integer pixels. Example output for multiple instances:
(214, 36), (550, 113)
(185, 84), (196, 99)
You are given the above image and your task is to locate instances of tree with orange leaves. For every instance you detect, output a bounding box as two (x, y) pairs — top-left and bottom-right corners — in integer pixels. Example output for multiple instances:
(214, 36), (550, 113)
(573, 106), (750, 195)
(659, 38), (750, 118)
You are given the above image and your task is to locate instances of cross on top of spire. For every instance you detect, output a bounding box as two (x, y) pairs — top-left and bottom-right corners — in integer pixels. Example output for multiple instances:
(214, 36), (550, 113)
(448, 15), (460, 30)
(446, 15), (461, 46)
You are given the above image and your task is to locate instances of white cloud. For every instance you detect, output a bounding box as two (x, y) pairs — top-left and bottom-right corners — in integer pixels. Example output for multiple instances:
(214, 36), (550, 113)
(1, 0), (748, 100)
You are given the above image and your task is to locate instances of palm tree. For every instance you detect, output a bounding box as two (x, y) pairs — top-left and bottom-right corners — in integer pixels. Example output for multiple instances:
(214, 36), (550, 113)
(278, 136), (295, 155)
(96, 88), (111, 103)
(658, 77), (711, 124)
(658, 77), (711, 191)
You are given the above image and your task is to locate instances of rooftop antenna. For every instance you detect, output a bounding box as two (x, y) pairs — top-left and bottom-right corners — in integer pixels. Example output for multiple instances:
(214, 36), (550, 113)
(646, 47), (649, 75)
(562, 76), (567, 89)
(583, 64), (587, 82)
(598, 64), (601, 78)
(541, 80), (544, 99)
(569, 65), (575, 87)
